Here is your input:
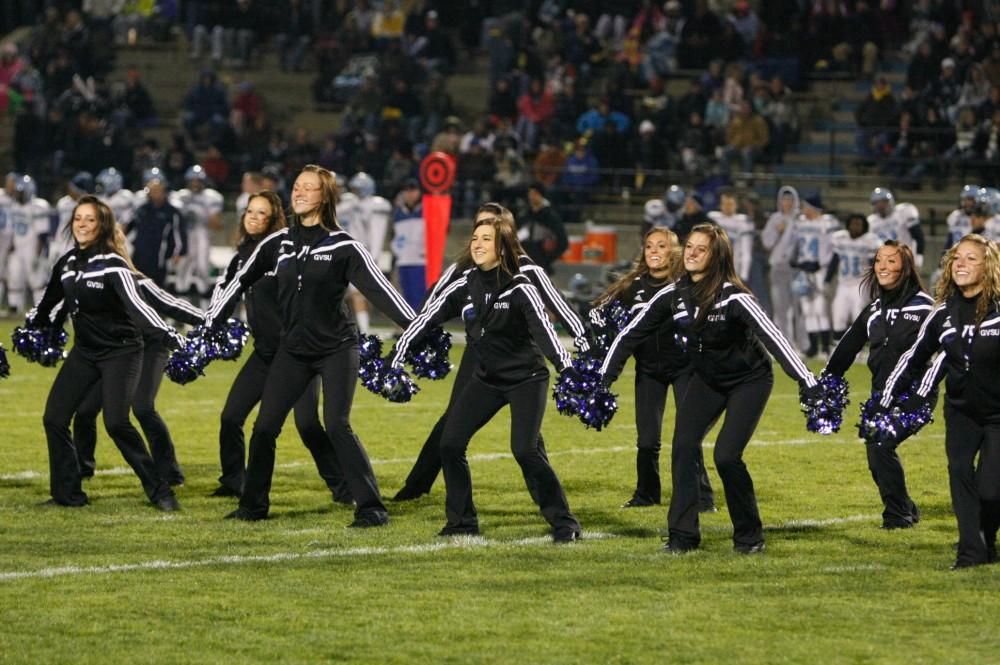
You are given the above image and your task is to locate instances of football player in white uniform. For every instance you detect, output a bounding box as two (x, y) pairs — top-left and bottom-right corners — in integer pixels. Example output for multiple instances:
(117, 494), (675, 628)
(344, 172), (392, 334)
(52, 172), (95, 263)
(828, 213), (881, 337)
(761, 186), (800, 344)
(944, 184), (979, 251)
(0, 172), (18, 310)
(707, 190), (754, 282)
(171, 165), (223, 299)
(641, 184), (685, 237)
(96, 167), (137, 227)
(789, 193), (840, 359)
(866, 187), (925, 267)
(6, 174), (52, 312)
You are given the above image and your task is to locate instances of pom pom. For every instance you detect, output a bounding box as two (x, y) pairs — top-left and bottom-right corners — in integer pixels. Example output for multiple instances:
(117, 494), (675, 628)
(164, 333), (211, 385)
(593, 299), (634, 353)
(356, 333), (419, 402)
(11, 326), (68, 367)
(205, 319), (250, 361)
(800, 371), (850, 435)
(552, 354), (618, 430)
(858, 389), (934, 447)
(0, 344), (9, 378)
(405, 327), (452, 380)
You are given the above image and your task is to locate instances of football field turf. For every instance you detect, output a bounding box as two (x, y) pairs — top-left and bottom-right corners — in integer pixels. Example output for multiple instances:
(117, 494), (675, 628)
(1, 323), (998, 664)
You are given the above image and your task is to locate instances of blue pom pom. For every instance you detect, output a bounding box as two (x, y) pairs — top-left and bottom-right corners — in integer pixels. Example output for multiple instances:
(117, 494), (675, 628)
(858, 388), (934, 446)
(801, 371), (850, 435)
(355, 333), (419, 402)
(379, 365), (420, 403)
(206, 319), (250, 361)
(406, 327), (452, 380)
(11, 326), (68, 367)
(0, 345), (9, 379)
(594, 299), (634, 352)
(552, 353), (618, 430)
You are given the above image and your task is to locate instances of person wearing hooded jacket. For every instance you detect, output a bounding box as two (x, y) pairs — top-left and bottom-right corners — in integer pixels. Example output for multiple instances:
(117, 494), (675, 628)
(389, 211), (581, 542)
(761, 186), (800, 344)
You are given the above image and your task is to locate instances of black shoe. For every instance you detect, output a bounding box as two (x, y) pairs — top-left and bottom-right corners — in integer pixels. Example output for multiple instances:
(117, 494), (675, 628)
(438, 524), (480, 537)
(949, 559), (987, 570)
(153, 495), (180, 512)
(621, 494), (656, 508)
(166, 476), (185, 487)
(734, 541), (766, 555)
(910, 504), (921, 524)
(348, 512), (389, 528)
(210, 485), (242, 498)
(553, 527), (581, 544)
(662, 538), (698, 554)
(40, 497), (88, 508)
(882, 519), (915, 530)
(225, 507), (266, 521)
(699, 503), (718, 513)
(391, 487), (429, 502)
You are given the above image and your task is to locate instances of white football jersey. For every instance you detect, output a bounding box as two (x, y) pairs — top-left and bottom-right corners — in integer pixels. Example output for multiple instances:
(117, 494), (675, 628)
(946, 208), (972, 248)
(101, 189), (137, 226)
(708, 211), (754, 280)
(354, 195), (392, 256)
(867, 202), (919, 252)
(644, 199), (679, 230)
(791, 214), (840, 266)
(831, 230), (881, 284)
(335, 191), (360, 237)
(8, 197), (52, 253)
(0, 190), (12, 239)
(171, 187), (224, 228)
(51, 195), (78, 259)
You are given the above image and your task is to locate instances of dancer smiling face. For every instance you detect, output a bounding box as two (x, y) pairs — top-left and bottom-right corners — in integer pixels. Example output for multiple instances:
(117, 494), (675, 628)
(644, 229), (675, 279)
(874, 244), (904, 290)
(72, 202), (101, 248)
(952, 239), (986, 297)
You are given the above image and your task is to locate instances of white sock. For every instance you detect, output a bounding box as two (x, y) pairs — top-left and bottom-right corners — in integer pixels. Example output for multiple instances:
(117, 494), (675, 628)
(356, 310), (370, 334)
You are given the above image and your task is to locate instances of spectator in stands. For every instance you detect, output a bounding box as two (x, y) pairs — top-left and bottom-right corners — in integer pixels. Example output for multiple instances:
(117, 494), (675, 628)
(164, 133), (196, 188)
(903, 105), (954, 189)
(975, 108), (1000, 182)
(316, 134), (347, 175)
(488, 77), (517, 124)
(716, 21), (747, 64)
(518, 182), (567, 275)
(550, 77), (586, 141)
(457, 141), (494, 218)
(119, 68), (157, 128)
(956, 63), (991, 118)
(632, 118), (669, 178)
(576, 98), (630, 136)
(674, 192), (710, 242)
(703, 87), (730, 143)
(762, 75), (798, 164)
(679, 110), (713, 174)
(421, 72), (455, 143)
(384, 77), (424, 143)
(699, 59), (724, 93)
(515, 78), (555, 151)
(182, 70), (231, 146)
(559, 139), (599, 223)
(678, 0), (722, 69)
(460, 117), (496, 155)
(728, 1), (760, 57)
(223, 0), (260, 69)
(907, 39), (940, 91)
(190, 1), (225, 64)
(532, 137), (567, 188)
(855, 77), (898, 161)
(276, 0), (312, 72)
(982, 45), (1000, 87)
(344, 73), (383, 136)
(942, 107), (981, 179)
(231, 80), (262, 138)
(430, 115), (462, 155)
(721, 101), (770, 177)
(591, 118), (630, 189)
(721, 63), (745, 113)
(202, 143), (231, 188)
(926, 57), (962, 121)
(285, 128), (319, 175)
(562, 13), (603, 83)
(492, 144), (527, 208)
(0, 42), (23, 115)
(846, 1), (882, 78)
(981, 85), (1000, 119)
(410, 10), (457, 76)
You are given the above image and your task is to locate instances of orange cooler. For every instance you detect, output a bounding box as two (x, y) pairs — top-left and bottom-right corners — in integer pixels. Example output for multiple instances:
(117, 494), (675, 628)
(562, 235), (585, 263)
(582, 226), (618, 263)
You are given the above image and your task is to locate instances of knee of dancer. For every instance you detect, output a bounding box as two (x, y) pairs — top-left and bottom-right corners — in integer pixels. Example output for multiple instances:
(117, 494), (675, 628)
(219, 409), (244, 432)
(102, 414), (136, 440)
(713, 448), (745, 472)
(131, 405), (158, 422)
(42, 409), (71, 432)
(439, 436), (469, 462)
(250, 418), (283, 441)
(511, 445), (546, 467)
(636, 437), (661, 453)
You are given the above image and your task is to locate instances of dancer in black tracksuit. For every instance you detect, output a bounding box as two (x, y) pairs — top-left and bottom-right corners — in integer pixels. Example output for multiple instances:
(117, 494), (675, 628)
(206, 166), (414, 525)
(73, 276), (204, 485)
(592, 227), (715, 510)
(602, 223), (818, 553)
(391, 202), (589, 501)
(30, 195), (184, 510)
(880, 234), (1000, 568)
(211, 191), (350, 501)
(390, 213), (582, 541)
(823, 241), (931, 529)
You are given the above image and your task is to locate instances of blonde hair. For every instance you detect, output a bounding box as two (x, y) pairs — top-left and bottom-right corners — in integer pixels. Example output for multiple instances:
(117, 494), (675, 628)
(936, 234), (1000, 324)
(594, 227), (682, 306)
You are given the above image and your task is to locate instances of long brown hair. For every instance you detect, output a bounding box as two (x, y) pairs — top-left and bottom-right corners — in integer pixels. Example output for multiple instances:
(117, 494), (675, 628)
(937, 233), (1000, 324)
(237, 190), (287, 245)
(594, 227), (682, 306)
(454, 202), (526, 272)
(861, 240), (926, 303)
(685, 223), (749, 327)
(72, 195), (141, 273)
(467, 210), (522, 278)
(290, 164), (341, 230)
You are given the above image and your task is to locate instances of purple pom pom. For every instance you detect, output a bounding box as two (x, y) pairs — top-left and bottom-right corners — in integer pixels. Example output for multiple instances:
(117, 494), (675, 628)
(205, 319), (250, 361)
(11, 326), (68, 367)
(801, 371), (850, 435)
(379, 365), (420, 403)
(406, 327), (452, 380)
(0, 345), (9, 378)
(356, 333), (419, 402)
(552, 354), (618, 430)
(594, 299), (634, 353)
(859, 388), (934, 446)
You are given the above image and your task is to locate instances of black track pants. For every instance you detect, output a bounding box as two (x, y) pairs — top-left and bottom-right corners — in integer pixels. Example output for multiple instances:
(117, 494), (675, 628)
(242, 345), (383, 520)
(43, 347), (172, 505)
(74, 342), (183, 482)
(633, 370), (714, 505)
(438, 374), (579, 532)
(865, 438), (919, 526)
(218, 349), (348, 497)
(668, 372), (773, 547)
(944, 405), (1000, 566)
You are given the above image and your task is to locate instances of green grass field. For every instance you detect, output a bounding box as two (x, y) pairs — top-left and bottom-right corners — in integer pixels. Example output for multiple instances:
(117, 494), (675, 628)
(1, 321), (999, 664)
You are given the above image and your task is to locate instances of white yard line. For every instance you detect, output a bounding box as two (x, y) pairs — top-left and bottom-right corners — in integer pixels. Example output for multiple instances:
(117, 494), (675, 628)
(0, 435), (889, 482)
